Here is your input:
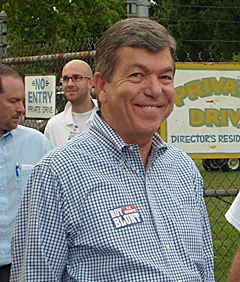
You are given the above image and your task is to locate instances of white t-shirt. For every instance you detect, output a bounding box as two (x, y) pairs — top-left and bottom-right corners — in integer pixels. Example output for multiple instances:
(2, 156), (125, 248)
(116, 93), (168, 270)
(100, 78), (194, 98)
(72, 109), (93, 133)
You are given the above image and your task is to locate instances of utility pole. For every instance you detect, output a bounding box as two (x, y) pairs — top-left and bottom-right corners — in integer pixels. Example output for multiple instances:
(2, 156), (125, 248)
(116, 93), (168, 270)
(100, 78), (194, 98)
(127, 0), (150, 18)
(0, 10), (7, 58)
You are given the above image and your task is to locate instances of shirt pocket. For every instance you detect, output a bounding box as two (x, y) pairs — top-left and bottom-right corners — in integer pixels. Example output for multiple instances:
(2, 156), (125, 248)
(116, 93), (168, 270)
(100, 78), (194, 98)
(15, 164), (35, 199)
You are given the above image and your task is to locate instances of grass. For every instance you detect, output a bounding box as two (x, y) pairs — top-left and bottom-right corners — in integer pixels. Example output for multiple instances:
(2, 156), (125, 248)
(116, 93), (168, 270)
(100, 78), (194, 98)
(195, 159), (240, 282)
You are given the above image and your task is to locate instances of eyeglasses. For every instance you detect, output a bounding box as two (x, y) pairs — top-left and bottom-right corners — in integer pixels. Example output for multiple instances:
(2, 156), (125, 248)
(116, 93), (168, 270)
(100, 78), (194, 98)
(60, 75), (91, 84)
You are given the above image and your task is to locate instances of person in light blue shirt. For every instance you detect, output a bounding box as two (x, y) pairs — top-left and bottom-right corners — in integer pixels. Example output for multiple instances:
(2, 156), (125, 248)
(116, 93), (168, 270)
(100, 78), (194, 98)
(11, 19), (215, 281)
(0, 63), (53, 282)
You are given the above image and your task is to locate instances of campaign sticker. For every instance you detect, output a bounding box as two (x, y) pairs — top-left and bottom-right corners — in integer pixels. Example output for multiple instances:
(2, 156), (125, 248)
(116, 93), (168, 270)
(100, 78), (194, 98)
(109, 205), (143, 229)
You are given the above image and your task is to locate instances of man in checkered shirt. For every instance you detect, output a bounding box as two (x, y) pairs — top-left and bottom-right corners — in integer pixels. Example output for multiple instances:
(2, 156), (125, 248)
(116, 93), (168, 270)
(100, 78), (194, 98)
(10, 18), (215, 281)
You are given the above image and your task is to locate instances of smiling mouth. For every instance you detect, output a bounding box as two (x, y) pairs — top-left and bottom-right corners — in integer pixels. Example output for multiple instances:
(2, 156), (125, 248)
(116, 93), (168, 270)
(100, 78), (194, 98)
(141, 106), (158, 109)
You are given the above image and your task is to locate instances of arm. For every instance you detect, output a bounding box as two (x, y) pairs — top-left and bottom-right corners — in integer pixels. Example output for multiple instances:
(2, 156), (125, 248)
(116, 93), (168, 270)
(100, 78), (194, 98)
(226, 193), (240, 281)
(42, 133), (54, 152)
(225, 192), (240, 232)
(229, 244), (240, 282)
(194, 168), (215, 281)
(11, 164), (68, 281)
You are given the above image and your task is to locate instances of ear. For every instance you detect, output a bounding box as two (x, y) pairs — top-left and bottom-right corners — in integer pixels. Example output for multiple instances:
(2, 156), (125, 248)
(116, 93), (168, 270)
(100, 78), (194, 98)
(94, 72), (107, 104)
(88, 77), (94, 89)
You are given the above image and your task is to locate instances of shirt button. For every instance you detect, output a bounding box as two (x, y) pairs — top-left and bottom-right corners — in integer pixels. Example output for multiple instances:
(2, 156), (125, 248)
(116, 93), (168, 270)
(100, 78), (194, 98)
(0, 187), (3, 191)
(167, 245), (171, 251)
(2, 251), (5, 255)
(120, 160), (124, 165)
(154, 211), (159, 216)
(129, 146), (134, 151)
(2, 230), (6, 234)
(2, 208), (5, 212)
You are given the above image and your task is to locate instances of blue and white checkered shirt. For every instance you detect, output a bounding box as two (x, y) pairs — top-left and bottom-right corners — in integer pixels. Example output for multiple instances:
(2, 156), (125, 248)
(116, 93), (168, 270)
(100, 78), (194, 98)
(11, 112), (215, 281)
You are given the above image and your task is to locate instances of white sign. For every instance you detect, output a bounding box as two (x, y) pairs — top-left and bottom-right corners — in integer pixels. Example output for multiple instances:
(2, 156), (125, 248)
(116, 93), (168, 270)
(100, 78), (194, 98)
(161, 63), (240, 159)
(25, 75), (56, 118)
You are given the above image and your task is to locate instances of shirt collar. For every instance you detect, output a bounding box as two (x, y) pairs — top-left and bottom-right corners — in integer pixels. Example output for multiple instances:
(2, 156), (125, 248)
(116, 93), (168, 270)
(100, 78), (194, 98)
(63, 101), (74, 126)
(0, 129), (14, 143)
(64, 99), (99, 126)
(91, 110), (168, 155)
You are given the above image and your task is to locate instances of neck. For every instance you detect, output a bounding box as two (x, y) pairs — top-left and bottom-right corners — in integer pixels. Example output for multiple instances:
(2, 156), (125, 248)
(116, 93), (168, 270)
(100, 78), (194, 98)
(0, 129), (7, 138)
(72, 98), (94, 114)
(139, 140), (153, 170)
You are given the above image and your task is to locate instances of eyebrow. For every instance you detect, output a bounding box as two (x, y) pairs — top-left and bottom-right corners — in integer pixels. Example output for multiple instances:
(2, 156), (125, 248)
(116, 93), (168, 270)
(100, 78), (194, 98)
(125, 63), (174, 74)
(62, 74), (82, 77)
(126, 63), (150, 74)
(161, 66), (174, 73)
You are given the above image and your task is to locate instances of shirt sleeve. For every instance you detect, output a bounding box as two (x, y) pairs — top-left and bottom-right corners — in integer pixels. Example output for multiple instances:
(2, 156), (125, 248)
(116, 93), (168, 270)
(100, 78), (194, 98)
(225, 192), (240, 231)
(194, 168), (215, 281)
(11, 164), (68, 281)
(42, 133), (53, 153)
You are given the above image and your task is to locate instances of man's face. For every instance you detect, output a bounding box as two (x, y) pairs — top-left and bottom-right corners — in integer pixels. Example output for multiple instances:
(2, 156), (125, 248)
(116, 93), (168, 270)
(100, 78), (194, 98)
(96, 46), (175, 144)
(61, 62), (93, 105)
(0, 76), (25, 137)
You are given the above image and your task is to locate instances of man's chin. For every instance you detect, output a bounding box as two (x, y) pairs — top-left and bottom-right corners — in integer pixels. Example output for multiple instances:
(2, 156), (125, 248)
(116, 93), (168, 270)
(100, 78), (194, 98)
(10, 123), (19, 131)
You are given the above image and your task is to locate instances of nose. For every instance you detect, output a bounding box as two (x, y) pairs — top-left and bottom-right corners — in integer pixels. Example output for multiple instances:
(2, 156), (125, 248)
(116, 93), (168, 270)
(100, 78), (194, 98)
(147, 77), (162, 98)
(67, 77), (75, 86)
(17, 100), (25, 115)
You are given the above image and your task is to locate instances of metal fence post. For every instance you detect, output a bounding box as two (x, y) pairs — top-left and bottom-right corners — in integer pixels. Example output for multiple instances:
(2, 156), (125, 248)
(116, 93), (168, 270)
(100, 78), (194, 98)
(127, 1), (137, 18)
(127, 0), (150, 18)
(136, 0), (150, 18)
(0, 10), (7, 59)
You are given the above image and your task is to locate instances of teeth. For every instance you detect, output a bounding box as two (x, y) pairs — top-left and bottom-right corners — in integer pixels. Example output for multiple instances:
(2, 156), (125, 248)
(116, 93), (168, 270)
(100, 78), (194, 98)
(142, 106), (157, 109)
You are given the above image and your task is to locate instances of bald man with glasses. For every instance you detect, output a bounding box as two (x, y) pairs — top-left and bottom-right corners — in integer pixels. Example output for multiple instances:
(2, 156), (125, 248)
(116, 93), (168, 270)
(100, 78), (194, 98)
(44, 60), (98, 147)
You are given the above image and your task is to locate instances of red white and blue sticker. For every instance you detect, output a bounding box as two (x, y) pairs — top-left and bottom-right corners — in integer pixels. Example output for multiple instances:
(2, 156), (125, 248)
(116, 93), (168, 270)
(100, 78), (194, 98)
(109, 205), (143, 229)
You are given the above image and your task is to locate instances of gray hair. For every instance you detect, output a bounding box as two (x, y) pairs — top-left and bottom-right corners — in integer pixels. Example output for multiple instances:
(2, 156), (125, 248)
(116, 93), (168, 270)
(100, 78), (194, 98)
(95, 18), (177, 82)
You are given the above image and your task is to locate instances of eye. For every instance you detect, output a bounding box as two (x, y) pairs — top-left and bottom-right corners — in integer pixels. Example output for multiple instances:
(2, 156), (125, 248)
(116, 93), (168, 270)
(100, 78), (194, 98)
(129, 72), (144, 82)
(61, 76), (68, 82)
(160, 75), (173, 84)
(131, 73), (141, 77)
(72, 75), (82, 82)
(9, 99), (19, 104)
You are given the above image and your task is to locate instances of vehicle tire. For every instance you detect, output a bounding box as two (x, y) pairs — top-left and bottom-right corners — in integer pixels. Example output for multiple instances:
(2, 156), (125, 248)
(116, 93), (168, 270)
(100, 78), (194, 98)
(222, 158), (240, 172)
(202, 159), (225, 171)
(202, 159), (211, 171)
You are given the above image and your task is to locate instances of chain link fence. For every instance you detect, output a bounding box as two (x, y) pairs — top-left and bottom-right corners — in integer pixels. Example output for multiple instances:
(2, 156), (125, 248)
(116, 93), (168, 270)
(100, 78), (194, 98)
(1, 6), (240, 281)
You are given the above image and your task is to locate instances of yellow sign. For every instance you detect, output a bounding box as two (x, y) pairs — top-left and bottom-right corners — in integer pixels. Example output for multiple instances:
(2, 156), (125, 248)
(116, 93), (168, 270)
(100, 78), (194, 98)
(161, 63), (240, 159)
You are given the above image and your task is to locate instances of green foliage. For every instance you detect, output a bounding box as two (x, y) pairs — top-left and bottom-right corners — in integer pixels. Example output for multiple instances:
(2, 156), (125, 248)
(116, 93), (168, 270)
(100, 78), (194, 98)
(150, 0), (240, 61)
(1, 0), (126, 56)
(2, 1), (240, 61)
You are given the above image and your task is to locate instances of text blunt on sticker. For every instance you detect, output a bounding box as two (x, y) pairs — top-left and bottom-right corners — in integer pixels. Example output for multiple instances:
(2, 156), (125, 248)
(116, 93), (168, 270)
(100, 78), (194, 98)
(109, 205), (143, 229)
